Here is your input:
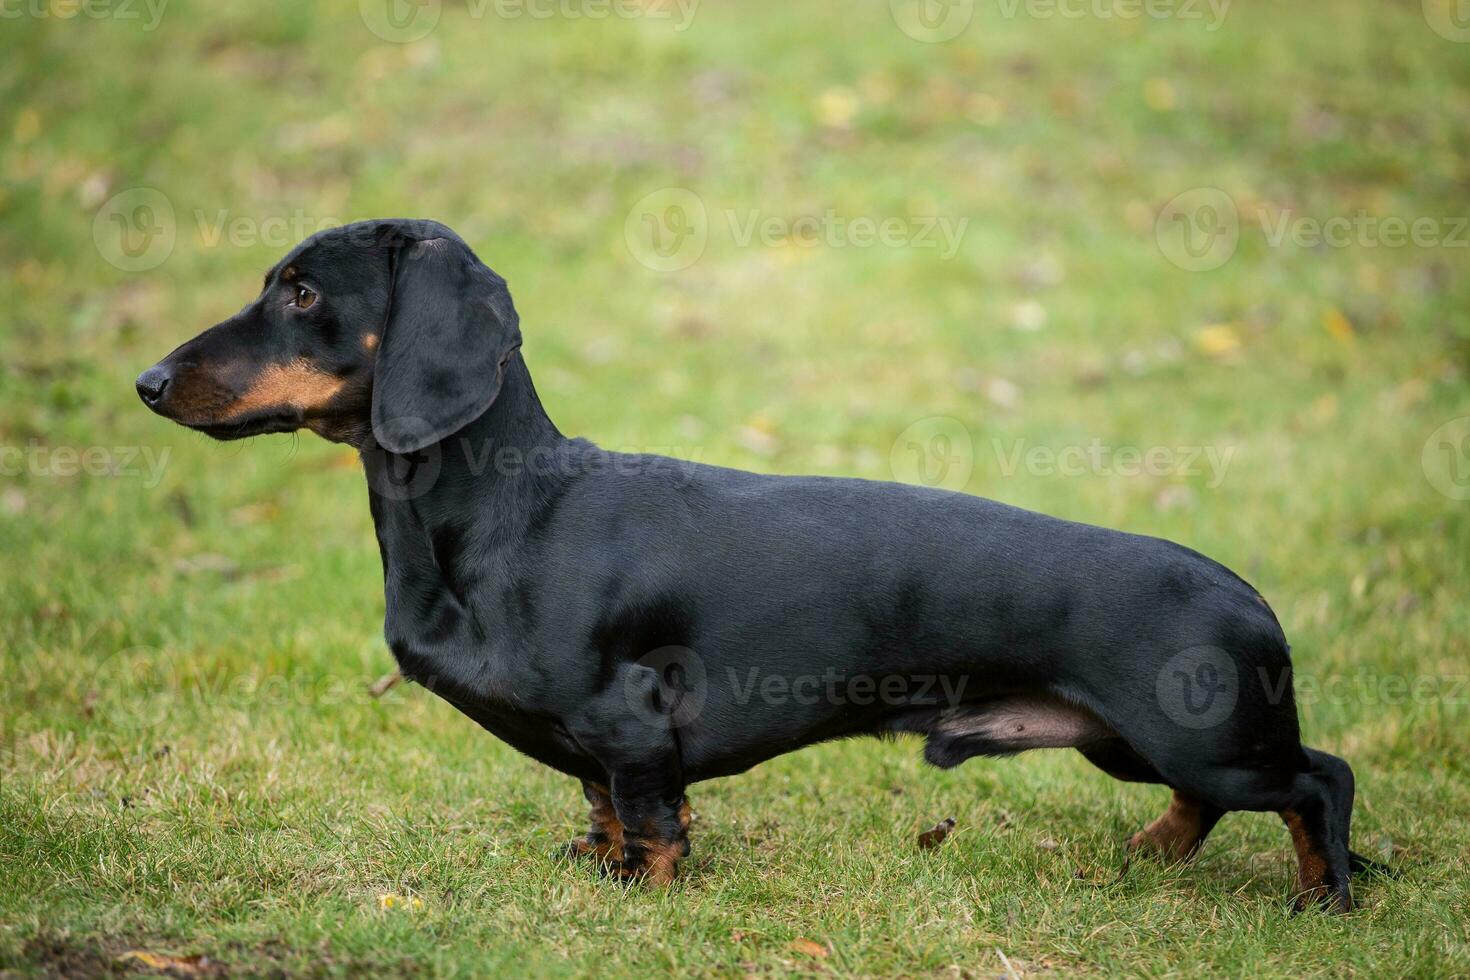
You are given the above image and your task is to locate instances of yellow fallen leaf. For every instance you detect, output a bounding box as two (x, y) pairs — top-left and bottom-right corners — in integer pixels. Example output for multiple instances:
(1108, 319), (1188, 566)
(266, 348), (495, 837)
(116, 950), (213, 975)
(1144, 78), (1176, 112)
(965, 93), (1004, 126)
(1311, 393), (1339, 423)
(1322, 307), (1357, 345)
(744, 413), (777, 434)
(1195, 323), (1241, 358)
(320, 449), (362, 471)
(228, 501), (281, 525)
(734, 425), (781, 457)
(814, 87), (860, 129)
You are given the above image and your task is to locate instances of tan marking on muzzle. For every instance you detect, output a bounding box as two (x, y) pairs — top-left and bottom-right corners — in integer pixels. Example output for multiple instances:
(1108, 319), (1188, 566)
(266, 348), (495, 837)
(222, 358), (345, 420)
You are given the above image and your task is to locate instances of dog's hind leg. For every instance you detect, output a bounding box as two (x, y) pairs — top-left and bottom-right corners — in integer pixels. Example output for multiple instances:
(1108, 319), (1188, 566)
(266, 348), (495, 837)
(1298, 747), (1387, 879)
(1080, 739), (1224, 863)
(1142, 752), (1357, 912)
(1089, 725), (1358, 909)
(1129, 792), (1224, 863)
(1279, 748), (1357, 912)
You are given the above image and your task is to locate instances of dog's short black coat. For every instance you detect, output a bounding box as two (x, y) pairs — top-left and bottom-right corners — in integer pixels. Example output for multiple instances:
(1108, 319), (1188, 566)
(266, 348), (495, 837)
(139, 219), (1386, 905)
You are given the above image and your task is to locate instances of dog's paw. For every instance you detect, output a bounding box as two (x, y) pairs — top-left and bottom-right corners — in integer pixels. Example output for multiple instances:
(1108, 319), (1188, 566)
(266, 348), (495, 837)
(554, 837), (597, 861)
(601, 846), (680, 887)
(556, 834), (623, 866)
(1291, 875), (1354, 915)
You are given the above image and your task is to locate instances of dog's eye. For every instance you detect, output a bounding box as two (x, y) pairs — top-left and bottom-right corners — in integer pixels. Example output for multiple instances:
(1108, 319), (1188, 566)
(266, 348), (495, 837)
(293, 285), (318, 310)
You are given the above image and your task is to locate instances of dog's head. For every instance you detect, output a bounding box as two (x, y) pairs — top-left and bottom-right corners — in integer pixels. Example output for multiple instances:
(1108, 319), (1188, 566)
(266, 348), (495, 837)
(137, 219), (521, 453)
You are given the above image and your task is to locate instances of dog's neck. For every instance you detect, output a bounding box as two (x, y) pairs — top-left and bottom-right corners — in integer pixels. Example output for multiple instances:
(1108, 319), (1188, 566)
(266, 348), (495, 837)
(362, 352), (569, 541)
(460, 352), (564, 461)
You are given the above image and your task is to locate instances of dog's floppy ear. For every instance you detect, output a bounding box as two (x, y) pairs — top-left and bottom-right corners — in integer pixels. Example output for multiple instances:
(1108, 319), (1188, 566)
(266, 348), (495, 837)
(371, 236), (522, 454)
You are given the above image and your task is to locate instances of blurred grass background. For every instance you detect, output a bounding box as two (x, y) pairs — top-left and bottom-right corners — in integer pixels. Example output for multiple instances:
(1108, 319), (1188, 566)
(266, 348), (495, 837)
(2, 0), (1468, 975)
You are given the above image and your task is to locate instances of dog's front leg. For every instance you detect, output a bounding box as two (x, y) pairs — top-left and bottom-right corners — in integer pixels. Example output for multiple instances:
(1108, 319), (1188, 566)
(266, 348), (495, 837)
(568, 670), (692, 886)
(560, 780), (625, 865)
(604, 757), (691, 886)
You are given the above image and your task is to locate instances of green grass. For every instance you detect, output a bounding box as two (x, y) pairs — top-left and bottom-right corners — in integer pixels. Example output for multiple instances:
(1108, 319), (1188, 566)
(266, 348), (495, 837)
(2, 0), (1469, 975)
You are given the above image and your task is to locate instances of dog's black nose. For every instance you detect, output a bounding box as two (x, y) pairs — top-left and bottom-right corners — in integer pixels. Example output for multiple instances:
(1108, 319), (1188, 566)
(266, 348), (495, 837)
(135, 364), (172, 407)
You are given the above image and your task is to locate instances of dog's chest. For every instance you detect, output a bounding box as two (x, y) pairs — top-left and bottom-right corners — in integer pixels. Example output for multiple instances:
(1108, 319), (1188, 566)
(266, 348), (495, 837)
(369, 497), (602, 776)
(382, 585), (600, 779)
(382, 578), (512, 705)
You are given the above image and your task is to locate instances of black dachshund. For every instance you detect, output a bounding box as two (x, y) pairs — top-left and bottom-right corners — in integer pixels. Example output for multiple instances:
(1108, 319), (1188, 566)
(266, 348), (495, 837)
(138, 219), (1384, 909)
